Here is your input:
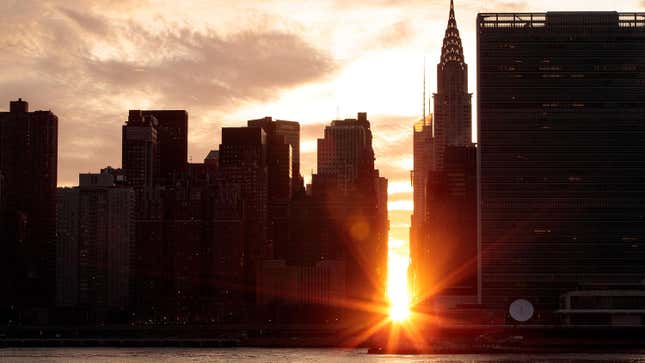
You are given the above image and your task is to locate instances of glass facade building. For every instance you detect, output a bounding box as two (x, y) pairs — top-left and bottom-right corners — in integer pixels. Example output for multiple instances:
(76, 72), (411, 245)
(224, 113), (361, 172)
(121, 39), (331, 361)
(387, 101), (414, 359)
(477, 12), (645, 322)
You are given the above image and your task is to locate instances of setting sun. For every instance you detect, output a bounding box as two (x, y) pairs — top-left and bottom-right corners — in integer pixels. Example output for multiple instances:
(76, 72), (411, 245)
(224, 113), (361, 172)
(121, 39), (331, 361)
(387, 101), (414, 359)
(387, 245), (411, 322)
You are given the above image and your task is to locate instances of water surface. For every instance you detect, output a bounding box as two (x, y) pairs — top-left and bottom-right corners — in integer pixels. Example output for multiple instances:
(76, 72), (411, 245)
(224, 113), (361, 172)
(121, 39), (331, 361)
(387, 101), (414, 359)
(1, 348), (644, 362)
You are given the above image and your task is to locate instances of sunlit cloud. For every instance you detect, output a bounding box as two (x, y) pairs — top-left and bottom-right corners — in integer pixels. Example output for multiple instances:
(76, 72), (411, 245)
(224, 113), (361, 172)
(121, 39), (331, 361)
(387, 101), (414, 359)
(389, 156), (413, 171)
(0, 1), (337, 186)
(300, 139), (318, 154)
(388, 199), (413, 212)
(387, 180), (413, 196)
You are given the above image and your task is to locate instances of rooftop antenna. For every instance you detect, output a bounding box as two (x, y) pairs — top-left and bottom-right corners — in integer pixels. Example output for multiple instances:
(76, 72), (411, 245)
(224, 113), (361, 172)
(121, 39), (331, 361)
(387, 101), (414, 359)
(423, 56), (426, 124)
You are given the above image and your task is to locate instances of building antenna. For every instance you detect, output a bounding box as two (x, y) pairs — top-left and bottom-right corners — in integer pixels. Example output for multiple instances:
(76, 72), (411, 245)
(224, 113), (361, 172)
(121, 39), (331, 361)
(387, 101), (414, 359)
(423, 56), (426, 124)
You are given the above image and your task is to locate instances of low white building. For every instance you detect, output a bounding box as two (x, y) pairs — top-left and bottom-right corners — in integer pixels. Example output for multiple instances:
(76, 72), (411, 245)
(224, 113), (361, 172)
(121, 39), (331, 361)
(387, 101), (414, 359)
(557, 287), (645, 327)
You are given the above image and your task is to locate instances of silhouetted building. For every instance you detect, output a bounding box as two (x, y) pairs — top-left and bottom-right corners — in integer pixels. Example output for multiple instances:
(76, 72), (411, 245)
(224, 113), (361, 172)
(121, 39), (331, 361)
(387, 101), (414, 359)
(100, 166), (127, 185)
(411, 116), (434, 289)
(204, 150), (219, 170)
(248, 117), (302, 193)
(317, 113), (376, 195)
(56, 171), (135, 323)
(247, 117), (295, 260)
(312, 113), (388, 308)
(423, 146), (477, 308)
(210, 183), (247, 322)
(478, 11), (645, 323)
(0, 99), (58, 323)
(433, 0), (472, 167)
(122, 110), (159, 188)
(375, 176), (389, 238)
(132, 217), (166, 322)
(162, 162), (213, 323)
(121, 111), (165, 321)
(123, 109), (188, 186)
(0, 171), (5, 213)
(257, 259), (346, 323)
(288, 195), (328, 265)
(219, 127), (269, 302)
(412, 1), (475, 309)
(139, 110), (188, 184)
(56, 188), (80, 309)
(558, 282), (645, 327)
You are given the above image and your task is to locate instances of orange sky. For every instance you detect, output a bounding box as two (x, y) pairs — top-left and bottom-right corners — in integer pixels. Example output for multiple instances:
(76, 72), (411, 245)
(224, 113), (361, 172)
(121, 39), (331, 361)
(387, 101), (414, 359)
(2, 0), (645, 258)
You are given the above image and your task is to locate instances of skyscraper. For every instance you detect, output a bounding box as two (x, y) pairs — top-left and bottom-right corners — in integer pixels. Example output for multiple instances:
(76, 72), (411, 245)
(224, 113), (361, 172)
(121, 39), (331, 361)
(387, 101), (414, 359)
(317, 113), (376, 195)
(433, 0), (472, 168)
(122, 111), (165, 321)
(411, 1), (475, 308)
(56, 187), (80, 309)
(247, 117), (295, 260)
(248, 117), (302, 193)
(219, 126), (269, 301)
(410, 116), (433, 288)
(122, 110), (159, 189)
(478, 11), (645, 323)
(0, 99), (58, 322)
(424, 146), (477, 303)
(139, 110), (188, 184)
(313, 113), (388, 307)
(56, 170), (135, 322)
(162, 162), (212, 323)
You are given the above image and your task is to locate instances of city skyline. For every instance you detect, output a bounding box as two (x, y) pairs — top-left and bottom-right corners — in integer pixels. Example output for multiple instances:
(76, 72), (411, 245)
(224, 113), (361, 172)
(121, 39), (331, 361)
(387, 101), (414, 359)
(5, 0), (645, 253)
(2, 1), (645, 353)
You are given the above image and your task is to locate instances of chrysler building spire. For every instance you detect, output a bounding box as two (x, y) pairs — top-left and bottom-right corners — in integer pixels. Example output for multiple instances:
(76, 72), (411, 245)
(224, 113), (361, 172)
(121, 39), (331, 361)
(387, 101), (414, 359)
(433, 0), (472, 163)
(441, 0), (465, 68)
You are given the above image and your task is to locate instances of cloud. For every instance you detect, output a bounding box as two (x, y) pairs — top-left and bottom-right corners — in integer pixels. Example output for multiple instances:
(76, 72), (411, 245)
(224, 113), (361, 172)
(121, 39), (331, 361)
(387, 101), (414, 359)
(0, 1), (336, 185)
(481, 1), (529, 13)
(58, 7), (110, 35)
(388, 199), (413, 212)
(388, 180), (413, 195)
(368, 20), (415, 49)
(80, 28), (336, 108)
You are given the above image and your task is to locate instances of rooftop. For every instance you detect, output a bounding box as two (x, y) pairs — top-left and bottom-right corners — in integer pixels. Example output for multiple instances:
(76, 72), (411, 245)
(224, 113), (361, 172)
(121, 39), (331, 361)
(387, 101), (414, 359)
(478, 12), (645, 30)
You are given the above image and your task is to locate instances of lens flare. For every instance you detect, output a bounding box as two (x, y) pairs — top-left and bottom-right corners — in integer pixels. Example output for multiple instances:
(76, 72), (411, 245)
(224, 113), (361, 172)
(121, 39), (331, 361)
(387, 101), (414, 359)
(387, 246), (411, 322)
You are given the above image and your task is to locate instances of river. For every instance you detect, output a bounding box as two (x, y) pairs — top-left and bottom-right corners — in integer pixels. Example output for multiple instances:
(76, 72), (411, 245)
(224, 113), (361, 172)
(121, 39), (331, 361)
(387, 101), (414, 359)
(1, 348), (644, 362)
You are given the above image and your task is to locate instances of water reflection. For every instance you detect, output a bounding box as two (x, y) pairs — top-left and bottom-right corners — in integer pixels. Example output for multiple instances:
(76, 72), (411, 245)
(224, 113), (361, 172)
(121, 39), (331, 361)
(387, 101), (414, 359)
(0, 348), (643, 363)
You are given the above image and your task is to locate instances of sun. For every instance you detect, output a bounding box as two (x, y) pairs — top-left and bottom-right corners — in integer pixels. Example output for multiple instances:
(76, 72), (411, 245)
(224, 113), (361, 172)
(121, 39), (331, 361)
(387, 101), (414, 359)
(387, 246), (411, 322)
(390, 301), (410, 322)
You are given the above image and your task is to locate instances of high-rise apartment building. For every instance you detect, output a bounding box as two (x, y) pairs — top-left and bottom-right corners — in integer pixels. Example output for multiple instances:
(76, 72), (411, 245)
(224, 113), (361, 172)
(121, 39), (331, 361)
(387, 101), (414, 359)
(56, 170), (135, 322)
(56, 188), (80, 309)
(478, 11), (645, 322)
(0, 99), (58, 322)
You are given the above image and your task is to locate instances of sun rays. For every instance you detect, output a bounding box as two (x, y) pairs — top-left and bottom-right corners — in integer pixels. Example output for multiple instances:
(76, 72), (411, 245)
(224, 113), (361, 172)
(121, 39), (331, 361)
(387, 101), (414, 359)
(387, 248), (411, 322)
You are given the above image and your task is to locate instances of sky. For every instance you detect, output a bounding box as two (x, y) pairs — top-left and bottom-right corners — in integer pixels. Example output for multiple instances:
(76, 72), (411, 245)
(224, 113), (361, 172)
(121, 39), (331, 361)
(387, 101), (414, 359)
(2, 0), (645, 258)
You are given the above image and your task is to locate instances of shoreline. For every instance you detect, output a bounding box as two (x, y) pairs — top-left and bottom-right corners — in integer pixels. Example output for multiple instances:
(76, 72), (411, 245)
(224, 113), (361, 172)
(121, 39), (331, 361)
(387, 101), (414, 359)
(1, 325), (645, 353)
